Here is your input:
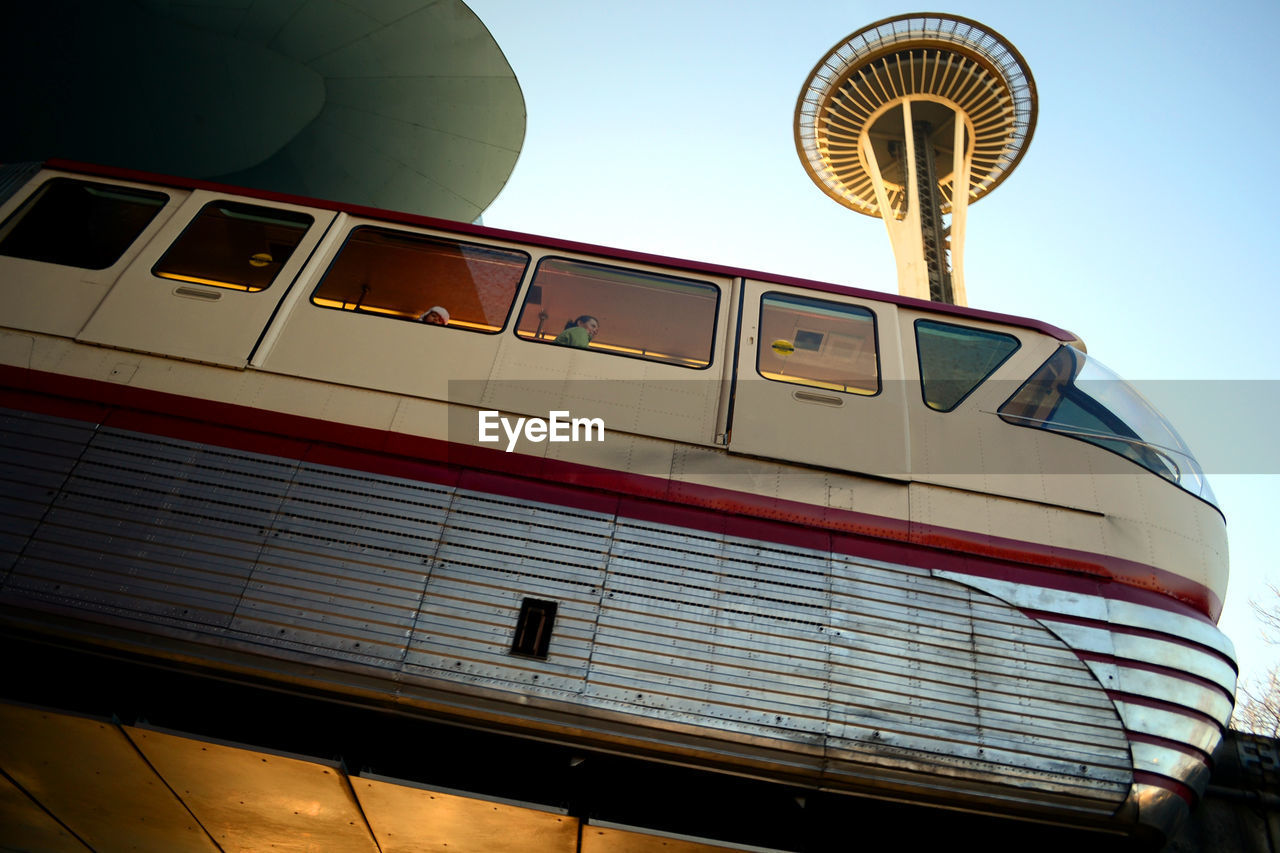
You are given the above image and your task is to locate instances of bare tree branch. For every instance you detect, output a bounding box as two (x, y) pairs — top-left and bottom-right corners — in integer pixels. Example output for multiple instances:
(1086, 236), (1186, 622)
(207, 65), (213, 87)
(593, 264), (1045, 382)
(1251, 583), (1280, 639)
(1233, 664), (1280, 737)
(1233, 584), (1280, 734)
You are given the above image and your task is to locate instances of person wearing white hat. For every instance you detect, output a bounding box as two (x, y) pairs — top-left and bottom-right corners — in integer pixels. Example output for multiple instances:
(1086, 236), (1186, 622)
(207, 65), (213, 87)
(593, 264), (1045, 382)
(420, 306), (450, 326)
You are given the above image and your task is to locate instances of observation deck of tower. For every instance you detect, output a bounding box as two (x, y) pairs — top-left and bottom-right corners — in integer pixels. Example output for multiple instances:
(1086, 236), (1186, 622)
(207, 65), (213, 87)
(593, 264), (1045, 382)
(795, 13), (1037, 306)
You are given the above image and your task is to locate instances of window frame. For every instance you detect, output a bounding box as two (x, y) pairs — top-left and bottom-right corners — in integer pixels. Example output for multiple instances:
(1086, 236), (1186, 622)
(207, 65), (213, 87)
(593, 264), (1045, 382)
(997, 345), (1217, 505)
(514, 254), (721, 370)
(150, 198), (314, 293)
(754, 290), (882, 397)
(308, 224), (531, 335)
(913, 318), (1021, 413)
(0, 177), (170, 271)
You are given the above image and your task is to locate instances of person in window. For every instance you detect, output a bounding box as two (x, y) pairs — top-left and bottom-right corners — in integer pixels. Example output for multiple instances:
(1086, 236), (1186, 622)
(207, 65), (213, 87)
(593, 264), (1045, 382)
(420, 306), (450, 326)
(554, 315), (599, 348)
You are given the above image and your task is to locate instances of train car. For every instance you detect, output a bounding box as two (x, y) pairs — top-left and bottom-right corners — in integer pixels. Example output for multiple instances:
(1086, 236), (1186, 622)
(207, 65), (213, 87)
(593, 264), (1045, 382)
(0, 160), (1234, 845)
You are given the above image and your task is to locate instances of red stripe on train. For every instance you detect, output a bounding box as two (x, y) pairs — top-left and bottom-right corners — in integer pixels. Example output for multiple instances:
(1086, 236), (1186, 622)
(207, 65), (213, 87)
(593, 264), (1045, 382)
(1109, 692), (1227, 734)
(1077, 651), (1233, 703)
(1027, 609), (1236, 671)
(1133, 770), (1199, 809)
(0, 364), (1221, 620)
(1127, 731), (1214, 769)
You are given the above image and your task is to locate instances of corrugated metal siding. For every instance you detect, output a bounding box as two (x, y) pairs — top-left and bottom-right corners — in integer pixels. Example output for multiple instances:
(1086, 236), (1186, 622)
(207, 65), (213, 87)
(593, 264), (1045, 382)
(407, 492), (611, 696)
(236, 463), (451, 667)
(0, 408), (1135, 814)
(14, 425), (282, 629)
(935, 570), (1234, 812)
(0, 409), (94, 578)
(591, 521), (832, 738)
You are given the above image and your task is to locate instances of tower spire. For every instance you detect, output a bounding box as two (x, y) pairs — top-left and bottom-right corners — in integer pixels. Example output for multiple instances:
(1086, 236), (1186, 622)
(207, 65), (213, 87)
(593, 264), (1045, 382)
(795, 14), (1037, 306)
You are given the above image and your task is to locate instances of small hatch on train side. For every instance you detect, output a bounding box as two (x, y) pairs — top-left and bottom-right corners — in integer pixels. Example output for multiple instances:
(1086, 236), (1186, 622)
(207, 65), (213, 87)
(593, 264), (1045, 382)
(511, 598), (558, 660)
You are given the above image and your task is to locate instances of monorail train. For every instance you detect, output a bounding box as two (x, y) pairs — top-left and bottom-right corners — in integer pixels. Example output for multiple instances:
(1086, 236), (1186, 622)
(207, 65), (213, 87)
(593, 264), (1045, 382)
(0, 160), (1234, 845)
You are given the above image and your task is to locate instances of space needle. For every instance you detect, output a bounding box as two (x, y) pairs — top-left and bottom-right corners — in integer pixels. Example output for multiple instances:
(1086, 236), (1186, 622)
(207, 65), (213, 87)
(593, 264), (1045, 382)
(795, 13), (1037, 306)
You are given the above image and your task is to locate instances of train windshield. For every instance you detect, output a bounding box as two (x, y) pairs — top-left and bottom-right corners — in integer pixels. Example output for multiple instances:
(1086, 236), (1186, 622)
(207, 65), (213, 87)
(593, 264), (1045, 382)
(998, 346), (1215, 505)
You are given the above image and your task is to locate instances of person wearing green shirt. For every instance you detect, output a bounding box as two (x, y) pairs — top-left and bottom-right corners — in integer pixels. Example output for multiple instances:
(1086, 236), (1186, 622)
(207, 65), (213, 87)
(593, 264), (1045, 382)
(554, 315), (599, 348)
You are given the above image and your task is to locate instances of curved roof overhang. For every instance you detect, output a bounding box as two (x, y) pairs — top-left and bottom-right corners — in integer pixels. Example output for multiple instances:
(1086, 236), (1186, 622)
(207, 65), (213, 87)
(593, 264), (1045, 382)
(2, 0), (525, 222)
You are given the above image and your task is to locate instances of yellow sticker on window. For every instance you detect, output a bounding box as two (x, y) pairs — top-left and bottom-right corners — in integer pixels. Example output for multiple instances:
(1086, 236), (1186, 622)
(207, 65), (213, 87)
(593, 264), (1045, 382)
(771, 339), (795, 356)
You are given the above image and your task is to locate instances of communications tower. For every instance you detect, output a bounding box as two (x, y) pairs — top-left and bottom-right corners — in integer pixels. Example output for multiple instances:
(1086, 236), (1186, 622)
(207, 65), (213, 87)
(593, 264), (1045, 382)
(795, 14), (1036, 306)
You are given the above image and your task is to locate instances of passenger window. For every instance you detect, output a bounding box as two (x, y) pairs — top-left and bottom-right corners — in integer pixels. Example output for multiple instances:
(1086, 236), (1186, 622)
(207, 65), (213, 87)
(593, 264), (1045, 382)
(152, 200), (313, 292)
(0, 178), (168, 270)
(757, 293), (878, 395)
(311, 226), (529, 332)
(515, 257), (718, 369)
(915, 320), (1020, 411)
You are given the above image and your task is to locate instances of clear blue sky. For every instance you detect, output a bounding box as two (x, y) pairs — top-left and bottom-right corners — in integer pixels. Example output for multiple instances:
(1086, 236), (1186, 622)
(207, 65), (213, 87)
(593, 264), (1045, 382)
(467, 0), (1280, 689)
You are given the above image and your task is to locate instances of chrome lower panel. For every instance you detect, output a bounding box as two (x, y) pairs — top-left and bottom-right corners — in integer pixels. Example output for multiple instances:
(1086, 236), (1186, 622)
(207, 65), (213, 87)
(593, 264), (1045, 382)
(933, 571), (1235, 840)
(0, 406), (1232, 833)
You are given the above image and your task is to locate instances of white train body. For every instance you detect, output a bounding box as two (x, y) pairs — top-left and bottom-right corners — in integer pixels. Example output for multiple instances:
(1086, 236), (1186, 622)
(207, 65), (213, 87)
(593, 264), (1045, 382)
(0, 162), (1234, 841)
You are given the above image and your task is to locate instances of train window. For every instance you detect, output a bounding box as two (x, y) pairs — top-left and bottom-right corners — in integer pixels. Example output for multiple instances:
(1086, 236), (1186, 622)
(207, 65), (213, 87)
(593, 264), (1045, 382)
(152, 200), (312, 292)
(915, 320), (1019, 411)
(0, 178), (167, 270)
(998, 345), (1216, 504)
(510, 598), (558, 659)
(311, 226), (529, 332)
(757, 292), (879, 395)
(515, 257), (719, 369)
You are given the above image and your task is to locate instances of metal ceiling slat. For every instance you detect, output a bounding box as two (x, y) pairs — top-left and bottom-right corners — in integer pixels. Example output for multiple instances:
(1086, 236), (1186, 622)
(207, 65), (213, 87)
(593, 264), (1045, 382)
(0, 771), (92, 853)
(126, 726), (380, 853)
(355, 775), (576, 853)
(0, 706), (221, 853)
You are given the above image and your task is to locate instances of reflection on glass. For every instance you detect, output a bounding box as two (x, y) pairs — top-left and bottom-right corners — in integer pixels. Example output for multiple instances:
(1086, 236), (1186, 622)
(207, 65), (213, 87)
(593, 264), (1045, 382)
(311, 226), (529, 332)
(153, 201), (312, 292)
(915, 319), (1019, 411)
(757, 292), (878, 395)
(515, 257), (719, 369)
(999, 345), (1216, 504)
(0, 178), (168, 270)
